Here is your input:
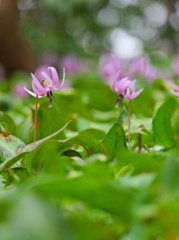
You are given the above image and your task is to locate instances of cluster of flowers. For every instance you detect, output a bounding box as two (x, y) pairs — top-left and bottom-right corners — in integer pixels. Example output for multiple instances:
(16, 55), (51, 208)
(9, 50), (179, 106)
(99, 53), (168, 85)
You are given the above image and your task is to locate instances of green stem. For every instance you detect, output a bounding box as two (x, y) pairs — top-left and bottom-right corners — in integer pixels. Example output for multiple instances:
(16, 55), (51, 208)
(34, 95), (38, 142)
(128, 100), (131, 149)
(137, 133), (142, 153)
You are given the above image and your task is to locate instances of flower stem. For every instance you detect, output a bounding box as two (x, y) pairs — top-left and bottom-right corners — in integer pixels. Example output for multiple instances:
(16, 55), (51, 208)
(137, 133), (142, 153)
(34, 95), (38, 142)
(128, 100), (131, 149)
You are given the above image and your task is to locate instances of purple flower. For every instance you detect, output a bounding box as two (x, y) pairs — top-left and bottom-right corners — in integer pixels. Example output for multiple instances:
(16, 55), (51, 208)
(129, 57), (167, 83)
(24, 67), (65, 107)
(99, 54), (123, 83)
(172, 54), (179, 77)
(60, 55), (80, 75)
(167, 81), (179, 97)
(40, 52), (59, 66)
(13, 83), (29, 99)
(112, 72), (143, 107)
(129, 57), (149, 76)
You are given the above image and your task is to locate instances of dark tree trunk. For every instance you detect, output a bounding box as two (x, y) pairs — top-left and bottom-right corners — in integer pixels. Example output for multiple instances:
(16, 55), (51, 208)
(0, 0), (36, 76)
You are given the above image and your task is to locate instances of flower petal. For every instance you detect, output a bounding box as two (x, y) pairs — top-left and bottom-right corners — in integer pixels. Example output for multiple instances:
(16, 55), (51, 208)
(112, 71), (121, 91)
(128, 80), (136, 93)
(48, 67), (59, 87)
(31, 74), (46, 93)
(125, 88), (143, 100)
(171, 90), (179, 96)
(167, 81), (179, 91)
(32, 81), (44, 95)
(53, 68), (65, 90)
(117, 78), (131, 94)
(41, 72), (53, 86)
(24, 87), (43, 98)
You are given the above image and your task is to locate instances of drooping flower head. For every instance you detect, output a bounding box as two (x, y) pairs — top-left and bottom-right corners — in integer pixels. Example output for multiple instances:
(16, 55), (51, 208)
(24, 67), (65, 107)
(112, 71), (143, 107)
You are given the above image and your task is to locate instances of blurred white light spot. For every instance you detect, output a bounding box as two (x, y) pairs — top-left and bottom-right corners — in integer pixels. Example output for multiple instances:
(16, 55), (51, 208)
(144, 2), (168, 27)
(97, 7), (120, 26)
(169, 13), (179, 31)
(110, 0), (138, 8)
(17, 0), (35, 10)
(110, 29), (143, 59)
(130, 17), (157, 41)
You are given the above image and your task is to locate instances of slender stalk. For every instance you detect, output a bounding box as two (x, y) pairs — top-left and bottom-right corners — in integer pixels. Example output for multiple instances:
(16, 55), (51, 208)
(137, 133), (142, 153)
(128, 100), (131, 149)
(34, 95), (38, 142)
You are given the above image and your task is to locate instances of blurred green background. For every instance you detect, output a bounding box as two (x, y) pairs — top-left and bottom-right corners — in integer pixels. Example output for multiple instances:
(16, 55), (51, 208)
(1, 1), (179, 240)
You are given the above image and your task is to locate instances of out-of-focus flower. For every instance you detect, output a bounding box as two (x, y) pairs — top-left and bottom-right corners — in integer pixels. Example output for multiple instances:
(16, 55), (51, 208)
(129, 57), (168, 83)
(172, 54), (179, 77)
(112, 72), (143, 107)
(35, 65), (50, 80)
(39, 52), (59, 66)
(99, 54), (123, 84)
(129, 57), (149, 76)
(60, 55), (80, 75)
(24, 67), (65, 107)
(13, 83), (29, 98)
(167, 81), (179, 96)
(134, 146), (146, 153)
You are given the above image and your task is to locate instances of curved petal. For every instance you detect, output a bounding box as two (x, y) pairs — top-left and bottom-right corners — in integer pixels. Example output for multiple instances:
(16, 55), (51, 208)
(167, 81), (179, 91)
(53, 68), (65, 90)
(112, 71), (121, 91)
(41, 72), (53, 86)
(117, 78), (131, 94)
(128, 80), (136, 92)
(171, 90), (179, 96)
(24, 87), (43, 98)
(31, 74), (46, 93)
(125, 88), (143, 100)
(32, 81), (44, 95)
(48, 67), (59, 87)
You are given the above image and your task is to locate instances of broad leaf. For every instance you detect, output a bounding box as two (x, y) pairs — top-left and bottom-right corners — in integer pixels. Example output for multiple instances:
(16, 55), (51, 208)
(101, 123), (127, 160)
(0, 121), (71, 172)
(152, 97), (177, 148)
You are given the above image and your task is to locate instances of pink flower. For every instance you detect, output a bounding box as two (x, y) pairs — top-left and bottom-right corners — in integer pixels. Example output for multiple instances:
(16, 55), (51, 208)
(129, 57), (149, 76)
(40, 52), (59, 66)
(112, 72), (143, 107)
(172, 54), (179, 76)
(60, 55), (80, 75)
(167, 81), (179, 97)
(99, 54), (123, 83)
(24, 67), (65, 107)
(13, 83), (29, 99)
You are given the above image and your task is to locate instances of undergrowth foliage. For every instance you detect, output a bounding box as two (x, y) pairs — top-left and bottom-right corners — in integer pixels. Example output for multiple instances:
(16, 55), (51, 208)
(1, 73), (179, 239)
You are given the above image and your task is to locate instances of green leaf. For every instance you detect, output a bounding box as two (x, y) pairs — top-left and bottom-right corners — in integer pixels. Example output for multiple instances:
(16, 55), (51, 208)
(152, 97), (177, 148)
(0, 121), (71, 173)
(101, 123), (127, 160)
(79, 128), (105, 140)
(0, 128), (25, 163)
(33, 175), (134, 222)
(0, 111), (16, 135)
(58, 134), (108, 158)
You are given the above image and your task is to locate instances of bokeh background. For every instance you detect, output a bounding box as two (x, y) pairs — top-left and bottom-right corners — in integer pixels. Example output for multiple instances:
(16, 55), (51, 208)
(2, 1), (179, 240)
(1, 0), (179, 76)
